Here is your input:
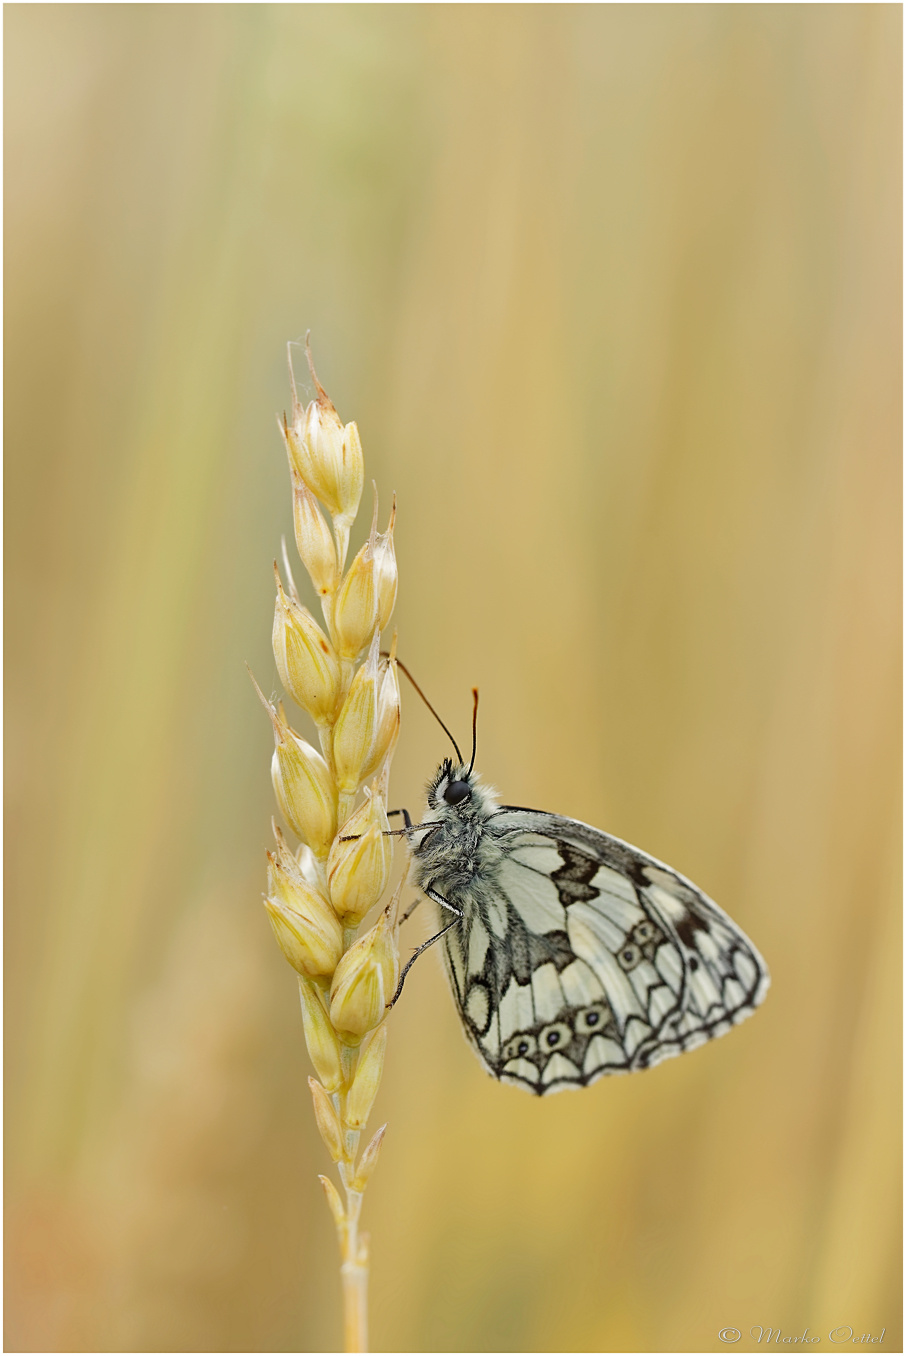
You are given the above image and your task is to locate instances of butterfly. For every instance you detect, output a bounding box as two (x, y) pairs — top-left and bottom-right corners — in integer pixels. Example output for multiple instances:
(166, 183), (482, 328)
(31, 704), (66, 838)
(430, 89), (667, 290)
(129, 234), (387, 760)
(395, 750), (770, 1096)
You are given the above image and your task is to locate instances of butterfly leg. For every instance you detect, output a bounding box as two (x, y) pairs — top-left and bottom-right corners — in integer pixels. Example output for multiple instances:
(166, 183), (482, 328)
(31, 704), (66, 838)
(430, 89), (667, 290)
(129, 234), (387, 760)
(381, 808), (418, 839)
(424, 886), (462, 917)
(400, 897), (422, 924)
(341, 810), (437, 842)
(387, 891), (463, 1008)
(381, 818), (441, 838)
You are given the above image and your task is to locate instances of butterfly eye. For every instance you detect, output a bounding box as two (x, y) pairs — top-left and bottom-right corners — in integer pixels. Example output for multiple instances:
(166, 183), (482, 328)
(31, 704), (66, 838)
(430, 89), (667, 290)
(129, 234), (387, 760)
(443, 780), (471, 806)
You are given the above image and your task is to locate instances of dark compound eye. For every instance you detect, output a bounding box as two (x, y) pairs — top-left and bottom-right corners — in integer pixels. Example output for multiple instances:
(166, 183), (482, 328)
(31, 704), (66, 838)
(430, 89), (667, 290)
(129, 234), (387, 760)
(443, 779), (472, 805)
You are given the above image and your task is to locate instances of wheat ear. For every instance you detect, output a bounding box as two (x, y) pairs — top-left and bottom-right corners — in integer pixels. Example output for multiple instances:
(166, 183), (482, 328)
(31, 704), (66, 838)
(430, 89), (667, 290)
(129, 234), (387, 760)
(252, 339), (400, 1353)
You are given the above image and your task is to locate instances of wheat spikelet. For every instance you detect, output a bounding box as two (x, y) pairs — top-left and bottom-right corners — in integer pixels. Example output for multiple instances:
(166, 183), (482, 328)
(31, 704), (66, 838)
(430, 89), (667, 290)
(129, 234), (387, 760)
(253, 338), (400, 1354)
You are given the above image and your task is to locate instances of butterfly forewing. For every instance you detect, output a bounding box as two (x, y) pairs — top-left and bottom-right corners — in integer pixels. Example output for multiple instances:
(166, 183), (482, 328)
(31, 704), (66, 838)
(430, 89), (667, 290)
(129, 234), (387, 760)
(431, 806), (769, 1095)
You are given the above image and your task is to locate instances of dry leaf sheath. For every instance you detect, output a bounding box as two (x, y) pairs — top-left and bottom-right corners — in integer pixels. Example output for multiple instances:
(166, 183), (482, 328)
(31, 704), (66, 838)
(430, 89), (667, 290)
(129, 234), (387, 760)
(254, 340), (400, 1353)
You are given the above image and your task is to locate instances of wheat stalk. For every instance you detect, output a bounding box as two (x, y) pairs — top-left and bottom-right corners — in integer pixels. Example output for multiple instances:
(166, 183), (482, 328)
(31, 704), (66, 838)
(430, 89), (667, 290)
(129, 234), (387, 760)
(251, 339), (400, 1353)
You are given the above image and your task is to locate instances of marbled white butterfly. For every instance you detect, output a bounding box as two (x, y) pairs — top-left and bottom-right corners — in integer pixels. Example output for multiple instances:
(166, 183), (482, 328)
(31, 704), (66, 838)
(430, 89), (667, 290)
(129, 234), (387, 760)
(392, 691), (769, 1095)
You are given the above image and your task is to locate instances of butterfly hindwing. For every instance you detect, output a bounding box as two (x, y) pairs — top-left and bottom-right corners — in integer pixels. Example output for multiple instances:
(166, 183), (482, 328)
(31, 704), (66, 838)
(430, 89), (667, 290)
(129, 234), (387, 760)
(441, 809), (769, 1095)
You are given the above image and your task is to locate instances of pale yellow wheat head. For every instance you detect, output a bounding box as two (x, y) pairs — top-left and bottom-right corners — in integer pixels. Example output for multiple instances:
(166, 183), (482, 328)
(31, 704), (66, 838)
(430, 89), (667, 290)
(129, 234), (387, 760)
(252, 339), (400, 1354)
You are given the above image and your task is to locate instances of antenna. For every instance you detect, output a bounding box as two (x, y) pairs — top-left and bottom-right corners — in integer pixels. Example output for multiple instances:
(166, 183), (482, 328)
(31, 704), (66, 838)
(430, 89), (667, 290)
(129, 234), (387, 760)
(468, 687), (479, 775)
(385, 655), (464, 764)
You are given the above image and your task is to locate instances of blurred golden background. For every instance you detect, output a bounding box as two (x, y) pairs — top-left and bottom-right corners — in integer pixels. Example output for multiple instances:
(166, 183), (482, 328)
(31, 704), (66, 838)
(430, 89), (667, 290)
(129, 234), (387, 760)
(5, 6), (901, 1353)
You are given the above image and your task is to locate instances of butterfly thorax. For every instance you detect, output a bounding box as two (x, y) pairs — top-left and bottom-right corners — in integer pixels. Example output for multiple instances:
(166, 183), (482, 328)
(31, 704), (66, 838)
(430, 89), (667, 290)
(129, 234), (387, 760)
(409, 761), (502, 906)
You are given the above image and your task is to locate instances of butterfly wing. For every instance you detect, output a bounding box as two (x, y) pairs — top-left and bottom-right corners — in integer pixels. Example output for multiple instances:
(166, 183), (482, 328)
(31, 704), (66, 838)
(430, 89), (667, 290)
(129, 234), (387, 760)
(442, 808), (769, 1095)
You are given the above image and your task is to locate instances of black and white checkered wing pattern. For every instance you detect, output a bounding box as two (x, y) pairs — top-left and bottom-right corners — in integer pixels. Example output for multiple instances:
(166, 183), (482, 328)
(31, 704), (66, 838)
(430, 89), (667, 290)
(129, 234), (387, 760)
(443, 809), (770, 1095)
